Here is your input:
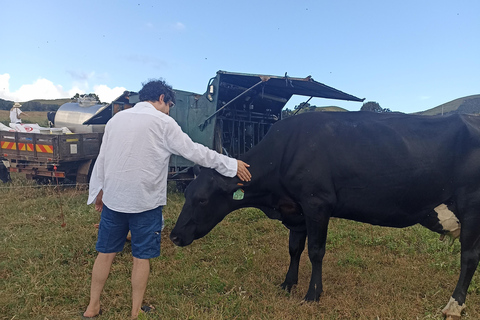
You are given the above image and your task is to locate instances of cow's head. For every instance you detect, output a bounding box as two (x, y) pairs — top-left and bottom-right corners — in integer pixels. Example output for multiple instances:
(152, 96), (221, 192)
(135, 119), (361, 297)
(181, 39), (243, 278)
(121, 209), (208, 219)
(170, 168), (245, 246)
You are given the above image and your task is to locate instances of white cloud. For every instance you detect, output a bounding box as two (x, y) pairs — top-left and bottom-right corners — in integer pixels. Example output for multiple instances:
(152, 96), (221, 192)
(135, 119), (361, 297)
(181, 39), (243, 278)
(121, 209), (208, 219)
(174, 22), (186, 31)
(93, 84), (126, 103)
(0, 74), (68, 102)
(17, 79), (67, 101)
(0, 73), (125, 104)
(67, 86), (85, 98)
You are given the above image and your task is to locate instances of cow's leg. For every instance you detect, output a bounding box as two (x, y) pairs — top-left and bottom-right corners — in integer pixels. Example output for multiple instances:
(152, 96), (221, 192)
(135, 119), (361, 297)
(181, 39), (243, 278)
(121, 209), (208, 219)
(280, 229), (307, 292)
(303, 213), (330, 301)
(443, 213), (480, 319)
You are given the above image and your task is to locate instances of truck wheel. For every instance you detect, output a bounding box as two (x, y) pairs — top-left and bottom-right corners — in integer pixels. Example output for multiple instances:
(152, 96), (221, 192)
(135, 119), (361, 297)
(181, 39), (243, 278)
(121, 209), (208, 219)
(76, 159), (95, 186)
(34, 177), (52, 185)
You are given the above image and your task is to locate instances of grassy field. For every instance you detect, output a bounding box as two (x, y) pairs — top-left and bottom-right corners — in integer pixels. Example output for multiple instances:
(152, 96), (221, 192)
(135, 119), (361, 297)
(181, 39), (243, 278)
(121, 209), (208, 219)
(2, 175), (480, 320)
(2, 110), (480, 319)
(0, 110), (50, 127)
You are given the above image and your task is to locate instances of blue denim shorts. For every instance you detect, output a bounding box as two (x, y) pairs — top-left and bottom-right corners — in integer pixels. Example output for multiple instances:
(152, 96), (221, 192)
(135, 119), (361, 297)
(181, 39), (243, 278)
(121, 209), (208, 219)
(96, 204), (164, 259)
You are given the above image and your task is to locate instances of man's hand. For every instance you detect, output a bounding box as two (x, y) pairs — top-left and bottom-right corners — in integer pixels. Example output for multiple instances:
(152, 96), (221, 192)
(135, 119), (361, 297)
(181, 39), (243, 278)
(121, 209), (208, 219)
(236, 160), (251, 182)
(95, 190), (104, 212)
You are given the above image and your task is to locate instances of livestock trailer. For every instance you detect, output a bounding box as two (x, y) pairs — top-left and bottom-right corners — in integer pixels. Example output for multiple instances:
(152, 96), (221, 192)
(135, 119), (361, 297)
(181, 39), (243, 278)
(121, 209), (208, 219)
(1, 71), (363, 183)
(86, 70), (364, 181)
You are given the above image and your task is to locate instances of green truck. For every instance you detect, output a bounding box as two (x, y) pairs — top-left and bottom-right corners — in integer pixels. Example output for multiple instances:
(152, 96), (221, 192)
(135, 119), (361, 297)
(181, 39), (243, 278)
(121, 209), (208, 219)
(0, 71), (363, 184)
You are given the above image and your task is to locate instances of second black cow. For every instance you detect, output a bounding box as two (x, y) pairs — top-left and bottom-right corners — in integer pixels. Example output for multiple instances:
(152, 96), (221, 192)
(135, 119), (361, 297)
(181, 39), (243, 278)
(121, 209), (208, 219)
(0, 161), (10, 183)
(170, 111), (480, 319)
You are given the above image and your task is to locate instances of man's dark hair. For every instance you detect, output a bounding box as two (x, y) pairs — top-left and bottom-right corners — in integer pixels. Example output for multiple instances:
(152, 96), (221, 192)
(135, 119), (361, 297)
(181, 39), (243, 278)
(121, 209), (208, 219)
(139, 79), (176, 104)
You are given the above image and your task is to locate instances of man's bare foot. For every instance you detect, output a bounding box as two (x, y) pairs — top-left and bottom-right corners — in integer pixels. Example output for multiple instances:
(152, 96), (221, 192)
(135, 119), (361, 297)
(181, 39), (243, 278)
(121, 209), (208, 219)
(82, 307), (102, 318)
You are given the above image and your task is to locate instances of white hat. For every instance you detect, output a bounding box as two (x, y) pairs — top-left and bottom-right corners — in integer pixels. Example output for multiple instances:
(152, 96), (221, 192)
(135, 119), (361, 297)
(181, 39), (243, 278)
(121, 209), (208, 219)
(13, 102), (22, 108)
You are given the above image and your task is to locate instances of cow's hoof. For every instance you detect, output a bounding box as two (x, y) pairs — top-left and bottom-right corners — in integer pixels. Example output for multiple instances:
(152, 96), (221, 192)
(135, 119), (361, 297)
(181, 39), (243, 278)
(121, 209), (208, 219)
(442, 297), (465, 320)
(280, 282), (296, 292)
(303, 292), (321, 302)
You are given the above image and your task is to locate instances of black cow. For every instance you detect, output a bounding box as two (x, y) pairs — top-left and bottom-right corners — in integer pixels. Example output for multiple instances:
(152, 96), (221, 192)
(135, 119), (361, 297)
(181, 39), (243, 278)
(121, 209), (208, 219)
(0, 161), (11, 183)
(170, 111), (480, 319)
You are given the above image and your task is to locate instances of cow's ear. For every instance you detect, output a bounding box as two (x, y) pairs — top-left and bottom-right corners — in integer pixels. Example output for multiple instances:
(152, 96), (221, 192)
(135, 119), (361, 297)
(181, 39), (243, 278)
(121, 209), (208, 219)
(193, 165), (202, 177)
(217, 175), (240, 193)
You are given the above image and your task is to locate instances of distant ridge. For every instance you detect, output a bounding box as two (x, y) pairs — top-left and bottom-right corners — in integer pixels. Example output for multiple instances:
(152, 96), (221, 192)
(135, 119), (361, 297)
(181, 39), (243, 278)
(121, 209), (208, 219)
(415, 94), (480, 116)
(0, 97), (73, 111)
(2, 95), (480, 115)
(27, 98), (72, 106)
(316, 106), (349, 112)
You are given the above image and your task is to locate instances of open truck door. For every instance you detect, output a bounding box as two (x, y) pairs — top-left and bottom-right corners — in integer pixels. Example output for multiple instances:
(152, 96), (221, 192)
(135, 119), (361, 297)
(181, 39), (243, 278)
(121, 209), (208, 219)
(83, 70), (364, 182)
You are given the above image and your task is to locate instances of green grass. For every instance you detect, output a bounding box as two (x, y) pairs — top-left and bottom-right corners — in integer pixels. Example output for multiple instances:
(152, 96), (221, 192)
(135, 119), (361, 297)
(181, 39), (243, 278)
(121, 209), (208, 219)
(1, 176), (480, 319)
(0, 110), (50, 127)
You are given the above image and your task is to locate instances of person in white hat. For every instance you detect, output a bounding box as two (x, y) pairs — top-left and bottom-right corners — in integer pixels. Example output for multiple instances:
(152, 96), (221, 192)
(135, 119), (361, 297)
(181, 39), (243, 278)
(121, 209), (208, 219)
(10, 102), (28, 124)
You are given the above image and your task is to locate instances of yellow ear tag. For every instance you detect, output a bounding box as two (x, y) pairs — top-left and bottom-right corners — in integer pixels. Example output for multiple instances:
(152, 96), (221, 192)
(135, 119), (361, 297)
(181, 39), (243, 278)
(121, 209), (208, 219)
(233, 189), (244, 200)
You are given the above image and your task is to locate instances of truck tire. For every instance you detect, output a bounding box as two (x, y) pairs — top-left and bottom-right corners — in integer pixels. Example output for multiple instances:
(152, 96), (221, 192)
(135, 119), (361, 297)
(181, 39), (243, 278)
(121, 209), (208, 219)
(76, 159), (95, 186)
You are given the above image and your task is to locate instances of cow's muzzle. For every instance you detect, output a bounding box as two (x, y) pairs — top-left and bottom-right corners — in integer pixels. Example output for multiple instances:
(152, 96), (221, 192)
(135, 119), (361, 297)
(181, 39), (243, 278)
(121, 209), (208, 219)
(169, 231), (194, 247)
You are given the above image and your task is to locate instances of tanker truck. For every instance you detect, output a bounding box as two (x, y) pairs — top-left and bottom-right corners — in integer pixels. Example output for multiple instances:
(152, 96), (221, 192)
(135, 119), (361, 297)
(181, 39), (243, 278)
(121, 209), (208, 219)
(0, 71), (363, 184)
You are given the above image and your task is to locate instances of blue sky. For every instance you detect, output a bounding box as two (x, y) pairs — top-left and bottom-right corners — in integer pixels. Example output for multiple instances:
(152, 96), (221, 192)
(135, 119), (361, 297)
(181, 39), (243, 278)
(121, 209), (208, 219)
(1, 0), (478, 113)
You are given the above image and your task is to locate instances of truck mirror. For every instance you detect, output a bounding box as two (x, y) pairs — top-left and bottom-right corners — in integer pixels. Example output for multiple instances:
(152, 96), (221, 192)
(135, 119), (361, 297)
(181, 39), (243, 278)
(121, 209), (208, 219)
(207, 85), (215, 102)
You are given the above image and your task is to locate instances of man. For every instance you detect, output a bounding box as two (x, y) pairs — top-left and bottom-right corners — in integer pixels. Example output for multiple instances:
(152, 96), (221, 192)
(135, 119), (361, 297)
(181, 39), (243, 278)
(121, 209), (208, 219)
(83, 79), (251, 319)
(10, 102), (28, 124)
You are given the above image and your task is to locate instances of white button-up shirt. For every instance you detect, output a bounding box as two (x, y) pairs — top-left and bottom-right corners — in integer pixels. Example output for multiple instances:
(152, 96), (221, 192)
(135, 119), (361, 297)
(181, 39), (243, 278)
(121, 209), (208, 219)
(87, 101), (237, 213)
(10, 108), (22, 123)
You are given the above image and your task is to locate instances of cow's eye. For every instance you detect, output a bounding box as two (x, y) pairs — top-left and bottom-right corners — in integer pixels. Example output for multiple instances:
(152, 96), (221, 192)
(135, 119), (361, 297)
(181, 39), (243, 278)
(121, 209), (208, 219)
(198, 199), (208, 206)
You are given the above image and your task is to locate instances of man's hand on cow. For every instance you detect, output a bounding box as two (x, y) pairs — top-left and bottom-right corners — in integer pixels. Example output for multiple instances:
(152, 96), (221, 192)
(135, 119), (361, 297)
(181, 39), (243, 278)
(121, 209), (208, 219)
(236, 160), (251, 182)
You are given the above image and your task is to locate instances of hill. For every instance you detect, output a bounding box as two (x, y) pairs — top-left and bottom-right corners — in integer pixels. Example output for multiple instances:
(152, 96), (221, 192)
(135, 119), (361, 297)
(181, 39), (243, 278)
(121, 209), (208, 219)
(315, 106), (349, 112)
(283, 105), (348, 117)
(415, 94), (480, 116)
(2, 95), (479, 115)
(0, 98), (13, 110)
(26, 98), (72, 106)
(0, 97), (72, 111)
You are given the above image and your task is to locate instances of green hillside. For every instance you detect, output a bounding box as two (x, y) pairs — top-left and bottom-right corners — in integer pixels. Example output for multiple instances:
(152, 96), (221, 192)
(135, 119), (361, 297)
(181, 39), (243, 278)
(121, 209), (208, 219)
(315, 106), (349, 112)
(26, 98), (72, 106)
(0, 97), (72, 111)
(2, 94), (480, 115)
(415, 94), (480, 116)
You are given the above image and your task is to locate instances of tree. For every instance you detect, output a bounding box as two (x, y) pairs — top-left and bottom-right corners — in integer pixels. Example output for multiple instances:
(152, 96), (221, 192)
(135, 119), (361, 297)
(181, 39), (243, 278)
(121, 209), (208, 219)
(361, 101), (391, 113)
(292, 102), (318, 115)
(88, 93), (100, 102)
(0, 98), (13, 111)
(282, 102), (313, 119)
(282, 108), (295, 119)
(71, 93), (101, 103)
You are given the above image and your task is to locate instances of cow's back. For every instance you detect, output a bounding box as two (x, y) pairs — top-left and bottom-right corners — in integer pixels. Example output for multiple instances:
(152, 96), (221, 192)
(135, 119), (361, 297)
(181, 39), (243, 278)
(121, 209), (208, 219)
(246, 112), (480, 227)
